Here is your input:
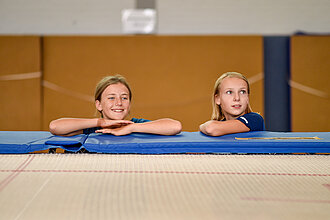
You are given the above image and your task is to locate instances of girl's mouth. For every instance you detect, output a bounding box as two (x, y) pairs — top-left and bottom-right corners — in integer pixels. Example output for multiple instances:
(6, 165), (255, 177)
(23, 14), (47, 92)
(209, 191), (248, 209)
(232, 104), (241, 109)
(112, 109), (124, 113)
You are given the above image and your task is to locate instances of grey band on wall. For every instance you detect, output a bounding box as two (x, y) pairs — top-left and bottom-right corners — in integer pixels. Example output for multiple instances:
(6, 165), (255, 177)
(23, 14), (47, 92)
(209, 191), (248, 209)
(136, 0), (156, 9)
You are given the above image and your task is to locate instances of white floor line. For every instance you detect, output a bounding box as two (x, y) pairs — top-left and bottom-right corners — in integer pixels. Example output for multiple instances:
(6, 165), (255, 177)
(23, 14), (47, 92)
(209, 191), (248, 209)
(14, 175), (52, 220)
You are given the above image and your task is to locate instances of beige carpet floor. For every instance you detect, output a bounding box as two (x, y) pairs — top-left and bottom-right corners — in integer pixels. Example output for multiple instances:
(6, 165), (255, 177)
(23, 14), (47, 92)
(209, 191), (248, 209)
(0, 154), (329, 220)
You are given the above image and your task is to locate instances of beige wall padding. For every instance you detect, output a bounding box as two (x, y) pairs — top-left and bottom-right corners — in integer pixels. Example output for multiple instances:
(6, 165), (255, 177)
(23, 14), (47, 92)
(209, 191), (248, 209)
(43, 36), (263, 131)
(0, 36), (41, 131)
(291, 36), (330, 132)
(2, 35), (329, 132)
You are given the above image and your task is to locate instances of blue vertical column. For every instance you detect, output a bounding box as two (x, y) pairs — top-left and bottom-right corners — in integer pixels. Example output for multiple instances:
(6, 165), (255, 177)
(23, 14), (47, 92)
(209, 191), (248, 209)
(263, 37), (291, 131)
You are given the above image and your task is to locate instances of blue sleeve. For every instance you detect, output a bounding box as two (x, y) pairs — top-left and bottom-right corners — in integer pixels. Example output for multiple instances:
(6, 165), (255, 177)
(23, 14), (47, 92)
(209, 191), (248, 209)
(236, 112), (265, 131)
(130, 118), (151, 123)
(83, 127), (101, 134)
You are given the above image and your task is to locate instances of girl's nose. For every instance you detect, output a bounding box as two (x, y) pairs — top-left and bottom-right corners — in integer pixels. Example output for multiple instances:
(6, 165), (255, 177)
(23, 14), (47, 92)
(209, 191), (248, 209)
(233, 92), (240, 101)
(115, 98), (122, 106)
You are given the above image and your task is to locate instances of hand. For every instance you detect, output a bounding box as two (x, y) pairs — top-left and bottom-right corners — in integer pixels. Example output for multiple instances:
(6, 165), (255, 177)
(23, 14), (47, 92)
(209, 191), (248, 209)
(98, 118), (133, 128)
(95, 123), (134, 136)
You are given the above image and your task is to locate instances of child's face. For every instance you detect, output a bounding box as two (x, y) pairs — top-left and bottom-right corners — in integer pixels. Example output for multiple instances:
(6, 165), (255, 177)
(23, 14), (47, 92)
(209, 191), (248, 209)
(215, 77), (249, 120)
(95, 83), (131, 120)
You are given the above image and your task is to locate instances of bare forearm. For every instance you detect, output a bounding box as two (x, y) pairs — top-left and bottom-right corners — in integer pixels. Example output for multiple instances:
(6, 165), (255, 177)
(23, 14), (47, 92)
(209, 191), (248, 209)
(49, 118), (100, 136)
(131, 118), (182, 135)
(200, 120), (249, 136)
(199, 121), (223, 136)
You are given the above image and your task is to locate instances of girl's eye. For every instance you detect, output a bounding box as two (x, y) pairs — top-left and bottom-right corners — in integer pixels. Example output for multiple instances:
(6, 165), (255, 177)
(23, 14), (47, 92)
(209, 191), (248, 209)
(240, 90), (247, 94)
(226, 91), (232, 95)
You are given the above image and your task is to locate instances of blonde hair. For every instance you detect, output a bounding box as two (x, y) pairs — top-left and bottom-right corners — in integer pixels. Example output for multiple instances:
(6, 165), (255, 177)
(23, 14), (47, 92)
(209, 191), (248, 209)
(95, 75), (132, 116)
(211, 72), (252, 120)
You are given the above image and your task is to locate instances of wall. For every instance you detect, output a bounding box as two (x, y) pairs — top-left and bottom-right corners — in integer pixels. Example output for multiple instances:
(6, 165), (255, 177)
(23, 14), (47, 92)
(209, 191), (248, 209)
(42, 36), (263, 131)
(0, 36), (41, 130)
(158, 0), (330, 35)
(0, 0), (329, 132)
(0, 0), (329, 35)
(291, 36), (330, 131)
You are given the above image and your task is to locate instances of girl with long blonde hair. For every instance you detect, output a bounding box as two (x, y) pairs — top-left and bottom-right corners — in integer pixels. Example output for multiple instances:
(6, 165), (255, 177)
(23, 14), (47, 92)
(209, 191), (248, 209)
(199, 72), (264, 136)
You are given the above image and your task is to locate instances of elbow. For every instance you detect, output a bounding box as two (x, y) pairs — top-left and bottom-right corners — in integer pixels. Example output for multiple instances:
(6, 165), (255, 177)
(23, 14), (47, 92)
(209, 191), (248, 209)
(173, 120), (182, 135)
(49, 121), (61, 135)
(201, 124), (224, 137)
(49, 121), (57, 135)
(165, 118), (182, 135)
(204, 126), (217, 136)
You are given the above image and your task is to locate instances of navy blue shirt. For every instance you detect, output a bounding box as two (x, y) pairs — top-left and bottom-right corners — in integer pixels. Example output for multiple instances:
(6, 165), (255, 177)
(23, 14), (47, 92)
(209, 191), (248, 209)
(236, 112), (265, 131)
(83, 118), (150, 134)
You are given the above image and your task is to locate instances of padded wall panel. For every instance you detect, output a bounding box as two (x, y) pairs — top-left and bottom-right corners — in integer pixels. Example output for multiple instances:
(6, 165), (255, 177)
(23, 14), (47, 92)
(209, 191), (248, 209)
(0, 131), (329, 154)
(43, 36), (263, 131)
(291, 36), (330, 132)
(0, 36), (41, 130)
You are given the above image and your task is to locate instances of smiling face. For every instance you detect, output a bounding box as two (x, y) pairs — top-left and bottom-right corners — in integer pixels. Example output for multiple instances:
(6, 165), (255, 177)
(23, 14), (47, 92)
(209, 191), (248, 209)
(215, 77), (249, 120)
(95, 83), (131, 120)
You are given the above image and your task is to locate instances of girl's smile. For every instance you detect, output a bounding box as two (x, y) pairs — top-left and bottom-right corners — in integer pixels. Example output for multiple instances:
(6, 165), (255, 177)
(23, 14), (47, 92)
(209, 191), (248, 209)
(95, 83), (131, 120)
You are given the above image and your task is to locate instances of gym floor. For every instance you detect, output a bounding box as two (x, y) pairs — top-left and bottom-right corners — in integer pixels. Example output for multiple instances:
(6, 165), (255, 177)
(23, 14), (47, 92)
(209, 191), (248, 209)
(0, 154), (329, 220)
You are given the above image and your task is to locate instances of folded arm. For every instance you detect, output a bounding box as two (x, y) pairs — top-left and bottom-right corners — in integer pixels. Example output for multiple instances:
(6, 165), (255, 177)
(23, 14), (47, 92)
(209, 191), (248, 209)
(49, 118), (133, 136)
(96, 118), (182, 136)
(199, 120), (249, 136)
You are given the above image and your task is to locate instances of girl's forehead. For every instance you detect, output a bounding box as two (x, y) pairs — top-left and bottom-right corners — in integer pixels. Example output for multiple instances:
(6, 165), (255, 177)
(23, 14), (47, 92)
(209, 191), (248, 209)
(220, 77), (248, 88)
(103, 83), (129, 94)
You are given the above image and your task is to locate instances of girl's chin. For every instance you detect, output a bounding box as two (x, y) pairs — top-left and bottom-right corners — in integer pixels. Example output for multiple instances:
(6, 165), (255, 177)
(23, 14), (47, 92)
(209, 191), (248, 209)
(104, 114), (128, 120)
(225, 112), (245, 119)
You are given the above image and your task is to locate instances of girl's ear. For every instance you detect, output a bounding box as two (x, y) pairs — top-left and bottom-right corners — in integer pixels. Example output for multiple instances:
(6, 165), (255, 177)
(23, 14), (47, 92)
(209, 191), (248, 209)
(215, 94), (221, 105)
(95, 100), (103, 112)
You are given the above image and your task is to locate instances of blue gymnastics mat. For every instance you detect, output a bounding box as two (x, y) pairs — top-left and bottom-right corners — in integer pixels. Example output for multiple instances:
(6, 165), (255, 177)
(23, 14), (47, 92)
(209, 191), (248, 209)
(0, 131), (329, 154)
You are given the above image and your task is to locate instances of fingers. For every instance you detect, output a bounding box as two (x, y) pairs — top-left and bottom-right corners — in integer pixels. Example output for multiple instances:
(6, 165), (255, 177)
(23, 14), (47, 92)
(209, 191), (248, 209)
(96, 122), (133, 136)
(96, 128), (112, 134)
(106, 120), (133, 127)
(96, 129), (119, 135)
(95, 128), (131, 136)
(112, 120), (133, 124)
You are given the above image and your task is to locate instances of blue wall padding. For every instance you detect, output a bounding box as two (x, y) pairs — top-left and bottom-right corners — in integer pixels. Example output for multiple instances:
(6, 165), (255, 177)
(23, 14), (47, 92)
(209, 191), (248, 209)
(0, 131), (330, 154)
(84, 132), (330, 154)
(0, 131), (53, 153)
(45, 134), (88, 152)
